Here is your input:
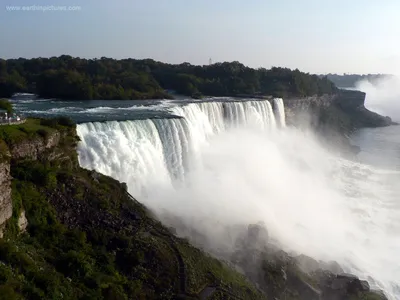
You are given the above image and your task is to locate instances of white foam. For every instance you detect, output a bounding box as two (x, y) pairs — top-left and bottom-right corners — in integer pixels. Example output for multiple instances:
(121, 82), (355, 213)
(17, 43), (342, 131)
(77, 99), (398, 299)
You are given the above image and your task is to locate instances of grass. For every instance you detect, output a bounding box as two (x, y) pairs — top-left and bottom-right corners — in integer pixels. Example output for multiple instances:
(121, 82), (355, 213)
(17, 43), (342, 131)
(0, 117), (75, 146)
(0, 119), (55, 145)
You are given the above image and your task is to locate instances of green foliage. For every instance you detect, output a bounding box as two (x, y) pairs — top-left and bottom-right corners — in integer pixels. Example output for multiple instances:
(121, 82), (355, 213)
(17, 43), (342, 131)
(40, 116), (75, 128)
(0, 118), (54, 145)
(0, 98), (13, 114)
(176, 241), (260, 297)
(12, 161), (57, 188)
(0, 118), (75, 148)
(4, 182), (23, 237)
(36, 128), (49, 139)
(0, 139), (9, 162)
(0, 159), (266, 299)
(0, 56), (337, 100)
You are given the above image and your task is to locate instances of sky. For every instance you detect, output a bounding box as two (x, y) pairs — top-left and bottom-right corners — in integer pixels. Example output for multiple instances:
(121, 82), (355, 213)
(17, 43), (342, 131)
(1, 0), (400, 74)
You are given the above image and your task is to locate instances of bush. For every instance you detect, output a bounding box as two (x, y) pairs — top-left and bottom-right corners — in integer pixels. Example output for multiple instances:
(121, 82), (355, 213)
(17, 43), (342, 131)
(39, 117), (74, 128)
(18, 127), (28, 134)
(56, 116), (74, 127)
(0, 99), (13, 114)
(57, 250), (95, 278)
(0, 285), (22, 300)
(36, 129), (49, 139)
(39, 118), (58, 128)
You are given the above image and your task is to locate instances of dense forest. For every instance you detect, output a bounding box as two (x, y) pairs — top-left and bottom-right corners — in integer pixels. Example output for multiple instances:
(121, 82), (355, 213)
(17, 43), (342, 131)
(322, 73), (391, 88)
(0, 56), (338, 100)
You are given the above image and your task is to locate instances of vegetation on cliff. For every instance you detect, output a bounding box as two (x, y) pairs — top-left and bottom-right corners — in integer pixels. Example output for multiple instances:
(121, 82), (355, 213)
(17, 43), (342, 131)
(0, 56), (337, 100)
(0, 99), (13, 114)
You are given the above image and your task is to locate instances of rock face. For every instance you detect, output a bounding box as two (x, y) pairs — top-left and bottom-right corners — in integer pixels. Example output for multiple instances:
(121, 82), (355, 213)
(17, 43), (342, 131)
(283, 90), (394, 155)
(284, 90), (394, 130)
(229, 222), (389, 300)
(0, 161), (12, 238)
(319, 273), (387, 300)
(0, 129), (77, 238)
(9, 132), (61, 160)
(17, 210), (28, 233)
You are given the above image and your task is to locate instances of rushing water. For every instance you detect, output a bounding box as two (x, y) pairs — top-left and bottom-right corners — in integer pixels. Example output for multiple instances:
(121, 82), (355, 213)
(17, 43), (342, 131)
(11, 96), (400, 299)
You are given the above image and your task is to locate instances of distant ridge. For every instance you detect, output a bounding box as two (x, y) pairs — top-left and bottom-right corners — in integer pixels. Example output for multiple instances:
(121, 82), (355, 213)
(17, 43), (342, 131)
(318, 73), (393, 88)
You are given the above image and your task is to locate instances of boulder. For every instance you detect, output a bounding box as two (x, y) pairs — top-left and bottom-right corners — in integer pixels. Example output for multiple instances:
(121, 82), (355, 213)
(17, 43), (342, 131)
(295, 255), (344, 275)
(247, 222), (269, 248)
(319, 261), (344, 275)
(295, 254), (320, 273)
(369, 290), (389, 300)
(319, 273), (389, 300)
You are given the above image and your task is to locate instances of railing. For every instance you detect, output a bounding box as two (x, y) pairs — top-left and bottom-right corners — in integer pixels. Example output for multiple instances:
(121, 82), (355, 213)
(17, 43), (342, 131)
(0, 117), (26, 126)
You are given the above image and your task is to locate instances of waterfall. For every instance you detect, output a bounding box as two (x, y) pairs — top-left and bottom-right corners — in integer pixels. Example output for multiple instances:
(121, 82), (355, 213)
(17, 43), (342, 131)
(273, 98), (286, 127)
(76, 98), (400, 299)
(77, 99), (284, 196)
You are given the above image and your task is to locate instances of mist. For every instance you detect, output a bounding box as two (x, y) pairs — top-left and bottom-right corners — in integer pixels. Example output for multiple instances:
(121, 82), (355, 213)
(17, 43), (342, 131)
(77, 101), (400, 299)
(356, 75), (400, 122)
(146, 127), (399, 298)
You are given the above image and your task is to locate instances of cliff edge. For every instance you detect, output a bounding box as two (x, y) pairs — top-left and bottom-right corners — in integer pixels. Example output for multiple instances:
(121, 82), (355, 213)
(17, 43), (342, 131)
(284, 90), (394, 154)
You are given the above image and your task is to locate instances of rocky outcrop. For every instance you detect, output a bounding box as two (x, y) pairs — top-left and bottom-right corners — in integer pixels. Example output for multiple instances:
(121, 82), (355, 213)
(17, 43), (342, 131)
(230, 223), (389, 300)
(284, 90), (394, 130)
(9, 132), (61, 160)
(17, 210), (28, 233)
(283, 90), (395, 155)
(0, 123), (78, 239)
(0, 132), (63, 238)
(0, 161), (12, 238)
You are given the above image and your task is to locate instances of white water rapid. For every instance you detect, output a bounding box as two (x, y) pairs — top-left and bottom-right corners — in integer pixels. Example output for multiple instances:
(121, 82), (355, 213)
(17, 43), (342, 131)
(77, 99), (399, 299)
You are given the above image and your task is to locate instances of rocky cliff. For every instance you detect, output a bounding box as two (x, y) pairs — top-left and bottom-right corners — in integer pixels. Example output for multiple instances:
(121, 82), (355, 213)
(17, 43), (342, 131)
(0, 161), (12, 238)
(0, 118), (78, 237)
(283, 90), (394, 154)
(284, 90), (393, 130)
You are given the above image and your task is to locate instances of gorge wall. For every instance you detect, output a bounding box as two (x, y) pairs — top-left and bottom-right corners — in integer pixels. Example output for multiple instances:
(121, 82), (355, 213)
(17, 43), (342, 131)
(0, 123), (77, 237)
(0, 158), (12, 238)
(285, 89), (393, 130)
(283, 89), (394, 153)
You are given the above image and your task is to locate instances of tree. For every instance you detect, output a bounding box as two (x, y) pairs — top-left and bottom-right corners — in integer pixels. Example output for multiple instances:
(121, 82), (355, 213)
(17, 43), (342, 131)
(0, 56), (338, 100)
(0, 98), (13, 114)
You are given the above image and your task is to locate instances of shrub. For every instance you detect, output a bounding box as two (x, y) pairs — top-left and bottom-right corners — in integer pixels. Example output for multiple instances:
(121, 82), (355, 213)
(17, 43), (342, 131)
(0, 285), (22, 300)
(0, 99), (13, 114)
(39, 118), (57, 128)
(36, 129), (49, 139)
(39, 117), (74, 128)
(56, 116), (74, 127)
(57, 250), (95, 278)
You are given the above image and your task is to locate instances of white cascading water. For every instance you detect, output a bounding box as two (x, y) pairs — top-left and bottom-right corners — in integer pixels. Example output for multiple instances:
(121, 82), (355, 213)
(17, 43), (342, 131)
(273, 98), (286, 127)
(77, 99), (399, 299)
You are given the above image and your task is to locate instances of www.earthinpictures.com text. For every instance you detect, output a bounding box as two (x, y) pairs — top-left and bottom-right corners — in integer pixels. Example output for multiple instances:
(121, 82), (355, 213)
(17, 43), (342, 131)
(5, 5), (81, 12)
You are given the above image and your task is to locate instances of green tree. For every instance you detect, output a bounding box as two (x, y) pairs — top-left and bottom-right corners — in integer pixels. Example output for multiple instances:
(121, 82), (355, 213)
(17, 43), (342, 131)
(0, 98), (13, 114)
(0, 56), (338, 100)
